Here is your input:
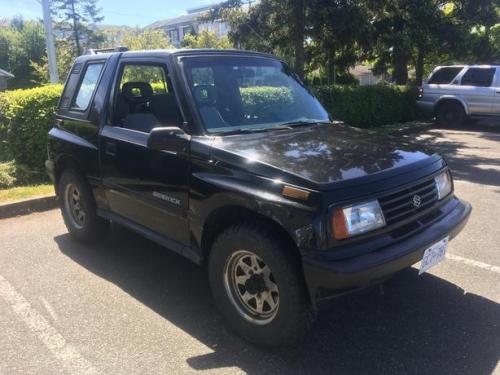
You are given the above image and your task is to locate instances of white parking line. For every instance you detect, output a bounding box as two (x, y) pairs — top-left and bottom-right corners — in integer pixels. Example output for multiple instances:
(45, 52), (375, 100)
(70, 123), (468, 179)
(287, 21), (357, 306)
(446, 253), (500, 274)
(0, 275), (99, 375)
(40, 296), (59, 322)
(453, 179), (499, 190)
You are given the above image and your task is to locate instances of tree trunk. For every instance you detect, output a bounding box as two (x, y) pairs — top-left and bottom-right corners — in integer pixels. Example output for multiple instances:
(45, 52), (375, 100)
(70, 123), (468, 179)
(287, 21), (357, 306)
(393, 48), (408, 85)
(291, 0), (305, 79)
(70, 0), (81, 56)
(327, 48), (335, 85)
(415, 45), (425, 86)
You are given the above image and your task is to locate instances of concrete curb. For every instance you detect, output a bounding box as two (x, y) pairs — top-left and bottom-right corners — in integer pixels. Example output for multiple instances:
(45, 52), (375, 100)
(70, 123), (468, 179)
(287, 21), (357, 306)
(0, 195), (58, 219)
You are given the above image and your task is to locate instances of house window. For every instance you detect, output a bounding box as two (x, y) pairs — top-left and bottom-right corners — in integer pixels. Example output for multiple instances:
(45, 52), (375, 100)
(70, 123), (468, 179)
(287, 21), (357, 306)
(219, 22), (229, 35)
(168, 29), (179, 43)
(182, 26), (194, 37)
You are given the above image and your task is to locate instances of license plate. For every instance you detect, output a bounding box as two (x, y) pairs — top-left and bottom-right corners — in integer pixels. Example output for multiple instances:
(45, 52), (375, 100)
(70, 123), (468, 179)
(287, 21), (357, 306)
(419, 236), (449, 275)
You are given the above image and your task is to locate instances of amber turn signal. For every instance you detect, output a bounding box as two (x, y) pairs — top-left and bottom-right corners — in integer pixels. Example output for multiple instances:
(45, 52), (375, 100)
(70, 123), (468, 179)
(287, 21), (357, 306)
(332, 208), (349, 240)
(282, 186), (310, 201)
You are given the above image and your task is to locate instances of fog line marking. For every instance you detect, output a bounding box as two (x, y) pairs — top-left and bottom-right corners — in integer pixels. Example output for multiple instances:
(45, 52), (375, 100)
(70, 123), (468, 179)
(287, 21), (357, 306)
(446, 253), (500, 274)
(0, 275), (99, 375)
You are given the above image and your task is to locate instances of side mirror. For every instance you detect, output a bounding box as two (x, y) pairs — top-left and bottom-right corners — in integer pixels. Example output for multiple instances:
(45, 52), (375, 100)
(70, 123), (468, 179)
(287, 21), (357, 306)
(147, 127), (190, 153)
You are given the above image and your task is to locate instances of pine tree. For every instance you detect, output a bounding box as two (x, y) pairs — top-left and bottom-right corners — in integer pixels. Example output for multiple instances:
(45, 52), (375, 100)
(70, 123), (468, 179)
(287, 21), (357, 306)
(51, 0), (104, 56)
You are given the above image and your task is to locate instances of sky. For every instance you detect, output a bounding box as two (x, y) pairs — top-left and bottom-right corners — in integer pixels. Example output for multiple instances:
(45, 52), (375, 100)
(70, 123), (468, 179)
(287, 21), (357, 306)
(0, 0), (217, 27)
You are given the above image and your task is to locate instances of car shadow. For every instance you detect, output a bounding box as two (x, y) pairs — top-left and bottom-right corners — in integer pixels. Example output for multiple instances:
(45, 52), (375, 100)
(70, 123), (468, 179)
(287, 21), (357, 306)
(54, 225), (500, 375)
(405, 120), (500, 187)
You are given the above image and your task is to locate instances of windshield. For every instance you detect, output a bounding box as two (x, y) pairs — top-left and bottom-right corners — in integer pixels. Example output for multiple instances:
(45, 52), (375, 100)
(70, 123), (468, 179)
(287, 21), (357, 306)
(182, 56), (329, 134)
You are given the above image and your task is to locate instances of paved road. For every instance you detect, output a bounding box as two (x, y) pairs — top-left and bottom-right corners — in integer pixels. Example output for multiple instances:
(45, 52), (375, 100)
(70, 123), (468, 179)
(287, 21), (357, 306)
(1, 123), (499, 375)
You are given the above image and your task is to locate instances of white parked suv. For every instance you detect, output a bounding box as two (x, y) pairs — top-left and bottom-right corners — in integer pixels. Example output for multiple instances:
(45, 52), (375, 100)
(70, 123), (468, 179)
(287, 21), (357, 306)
(417, 65), (500, 126)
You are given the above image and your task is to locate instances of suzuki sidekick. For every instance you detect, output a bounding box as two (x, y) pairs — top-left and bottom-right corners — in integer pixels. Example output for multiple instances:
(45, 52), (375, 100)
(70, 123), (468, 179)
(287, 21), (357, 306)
(46, 48), (471, 346)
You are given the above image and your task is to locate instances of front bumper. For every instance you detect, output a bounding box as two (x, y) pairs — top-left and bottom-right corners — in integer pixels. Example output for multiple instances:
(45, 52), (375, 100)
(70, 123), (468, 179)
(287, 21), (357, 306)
(303, 197), (471, 292)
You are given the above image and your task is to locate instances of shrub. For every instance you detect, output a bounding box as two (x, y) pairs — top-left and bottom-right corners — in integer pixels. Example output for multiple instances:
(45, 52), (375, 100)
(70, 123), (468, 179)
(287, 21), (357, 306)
(0, 85), (63, 173)
(0, 82), (425, 188)
(0, 161), (16, 188)
(240, 86), (294, 119)
(312, 84), (425, 127)
(0, 161), (37, 188)
(240, 84), (425, 127)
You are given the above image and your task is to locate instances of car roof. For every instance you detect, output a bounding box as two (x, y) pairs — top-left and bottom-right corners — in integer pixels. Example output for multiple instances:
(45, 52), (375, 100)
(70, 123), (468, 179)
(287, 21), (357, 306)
(74, 48), (278, 64)
(434, 64), (499, 69)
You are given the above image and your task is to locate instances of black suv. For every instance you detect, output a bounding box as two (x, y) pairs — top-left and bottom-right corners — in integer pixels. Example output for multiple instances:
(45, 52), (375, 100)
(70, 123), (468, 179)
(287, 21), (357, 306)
(46, 48), (471, 346)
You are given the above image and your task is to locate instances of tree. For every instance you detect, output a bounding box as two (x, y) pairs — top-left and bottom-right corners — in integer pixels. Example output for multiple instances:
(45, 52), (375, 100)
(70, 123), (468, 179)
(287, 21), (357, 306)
(362, 0), (468, 85)
(51, 0), (104, 56)
(307, 0), (370, 84)
(0, 18), (46, 88)
(451, 0), (500, 63)
(30, 40), (75, 84)
(120, 28), (173, 50)
(180, 30), (232, 49)
(209, 0), (307, 77)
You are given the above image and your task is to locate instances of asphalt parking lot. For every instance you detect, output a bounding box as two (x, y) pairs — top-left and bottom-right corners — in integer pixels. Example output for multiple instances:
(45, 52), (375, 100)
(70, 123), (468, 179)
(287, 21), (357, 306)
(0, 122), (499, 375)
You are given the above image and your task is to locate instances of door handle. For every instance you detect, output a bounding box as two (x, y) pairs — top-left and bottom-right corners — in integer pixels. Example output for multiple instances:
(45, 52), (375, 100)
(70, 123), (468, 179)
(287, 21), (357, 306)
(105, 142), (117, 156)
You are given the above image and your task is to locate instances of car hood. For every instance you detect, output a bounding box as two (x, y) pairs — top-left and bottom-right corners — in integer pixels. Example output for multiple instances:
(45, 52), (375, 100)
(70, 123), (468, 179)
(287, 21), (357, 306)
(209, 123), (439, 190)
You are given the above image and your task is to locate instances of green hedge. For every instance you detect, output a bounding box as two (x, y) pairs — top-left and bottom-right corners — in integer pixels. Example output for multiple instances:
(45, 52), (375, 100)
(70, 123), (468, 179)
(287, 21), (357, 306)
(0, 161), (34, 189)
(312, 84), (423, 128)
(0, 83), (424, 187)
(0, 85), (62, 175)
(240, 86), (294, 120)
(241, 85), (424, 128)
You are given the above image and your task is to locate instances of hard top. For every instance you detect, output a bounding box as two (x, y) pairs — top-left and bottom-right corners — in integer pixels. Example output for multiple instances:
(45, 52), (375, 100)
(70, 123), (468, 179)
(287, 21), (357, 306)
(74, 48), (278, 64)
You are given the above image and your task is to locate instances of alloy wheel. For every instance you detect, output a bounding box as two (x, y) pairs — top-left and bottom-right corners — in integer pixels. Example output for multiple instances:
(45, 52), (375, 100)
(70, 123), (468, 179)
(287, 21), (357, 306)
(223, 250), (279, 324)
(64, 183), (85, 229)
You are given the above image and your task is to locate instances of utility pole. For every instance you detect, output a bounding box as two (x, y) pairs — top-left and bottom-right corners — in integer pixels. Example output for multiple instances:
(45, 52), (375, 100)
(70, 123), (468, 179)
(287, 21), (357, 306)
(41, 0), (59, 83)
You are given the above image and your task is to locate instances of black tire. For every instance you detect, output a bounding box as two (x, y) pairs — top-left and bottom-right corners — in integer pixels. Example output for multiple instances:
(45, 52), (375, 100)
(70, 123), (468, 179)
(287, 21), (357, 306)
(208, 222), (316, 347)
(436, 101), (466, 127)
(58, 169), (109, 242)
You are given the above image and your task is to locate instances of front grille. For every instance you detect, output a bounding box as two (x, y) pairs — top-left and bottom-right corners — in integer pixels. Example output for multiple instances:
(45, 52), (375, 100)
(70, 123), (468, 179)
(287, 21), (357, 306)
(379, 177), (439, 226)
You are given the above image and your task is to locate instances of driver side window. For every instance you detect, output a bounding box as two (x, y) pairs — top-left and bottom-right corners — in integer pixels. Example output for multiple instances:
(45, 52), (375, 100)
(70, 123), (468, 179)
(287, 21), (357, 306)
(113, 64), (182, 133)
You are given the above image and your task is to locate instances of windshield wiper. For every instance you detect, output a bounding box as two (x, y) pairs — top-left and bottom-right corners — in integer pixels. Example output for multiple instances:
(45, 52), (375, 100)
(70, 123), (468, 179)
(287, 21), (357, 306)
(216, 126), (292, 136)
(279, 120), (329, 127)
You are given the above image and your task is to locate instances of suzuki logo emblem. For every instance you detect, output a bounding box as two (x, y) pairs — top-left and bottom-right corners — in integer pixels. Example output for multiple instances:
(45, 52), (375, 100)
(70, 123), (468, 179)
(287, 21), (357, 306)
(412, 194), (422, 208)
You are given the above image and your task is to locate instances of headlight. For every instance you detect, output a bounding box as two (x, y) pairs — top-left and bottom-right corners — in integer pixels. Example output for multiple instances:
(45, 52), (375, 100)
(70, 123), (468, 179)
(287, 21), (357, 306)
(435, 171), (452, 199)
(332, 200), (386, 240)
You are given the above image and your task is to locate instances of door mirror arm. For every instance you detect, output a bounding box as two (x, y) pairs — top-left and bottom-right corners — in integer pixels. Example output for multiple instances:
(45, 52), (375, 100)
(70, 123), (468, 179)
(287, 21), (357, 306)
(147, 126), (191, 153)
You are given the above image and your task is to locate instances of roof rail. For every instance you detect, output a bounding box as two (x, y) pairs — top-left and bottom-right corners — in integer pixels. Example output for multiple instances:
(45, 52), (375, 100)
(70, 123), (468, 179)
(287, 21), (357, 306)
(85, 46), (128, 55)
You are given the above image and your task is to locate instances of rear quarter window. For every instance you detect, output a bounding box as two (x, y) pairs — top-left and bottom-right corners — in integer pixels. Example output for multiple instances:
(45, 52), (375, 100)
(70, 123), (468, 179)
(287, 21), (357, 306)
(72, 62), (104, 110)
(460, 68), (496, 87)
(428, 67), (463, 84)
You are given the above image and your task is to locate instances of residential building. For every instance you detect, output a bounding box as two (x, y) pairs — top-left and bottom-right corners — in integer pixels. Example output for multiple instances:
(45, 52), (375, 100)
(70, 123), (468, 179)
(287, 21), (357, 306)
(349, 65), (386, 85)
(146, 4), (230, 47)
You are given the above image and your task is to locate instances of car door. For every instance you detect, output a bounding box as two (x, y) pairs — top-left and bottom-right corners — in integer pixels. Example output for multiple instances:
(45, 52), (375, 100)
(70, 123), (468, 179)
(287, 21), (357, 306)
(456, 67), (496, 115)
(99, 58), (190, 246)
(425, 66), (464, 97)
